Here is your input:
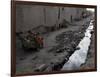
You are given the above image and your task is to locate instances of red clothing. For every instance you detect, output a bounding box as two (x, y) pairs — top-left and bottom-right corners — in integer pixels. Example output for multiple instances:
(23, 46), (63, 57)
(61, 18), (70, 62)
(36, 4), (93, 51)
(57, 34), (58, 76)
(35, 36), (43, 46)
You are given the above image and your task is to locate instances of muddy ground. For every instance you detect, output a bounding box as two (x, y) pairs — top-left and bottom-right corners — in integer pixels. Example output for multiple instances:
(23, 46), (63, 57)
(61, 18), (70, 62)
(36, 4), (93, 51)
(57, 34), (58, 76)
(16, 16), (95, 74)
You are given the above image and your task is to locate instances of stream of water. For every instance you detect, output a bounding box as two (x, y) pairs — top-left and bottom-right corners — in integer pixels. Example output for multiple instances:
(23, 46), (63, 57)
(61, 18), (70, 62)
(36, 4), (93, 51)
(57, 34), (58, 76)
(61, 20), (94, 70)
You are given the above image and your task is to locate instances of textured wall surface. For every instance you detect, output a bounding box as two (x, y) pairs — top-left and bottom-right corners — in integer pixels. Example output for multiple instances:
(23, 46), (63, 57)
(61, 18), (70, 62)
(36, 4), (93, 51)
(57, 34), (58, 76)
(16, 5), (85, 32)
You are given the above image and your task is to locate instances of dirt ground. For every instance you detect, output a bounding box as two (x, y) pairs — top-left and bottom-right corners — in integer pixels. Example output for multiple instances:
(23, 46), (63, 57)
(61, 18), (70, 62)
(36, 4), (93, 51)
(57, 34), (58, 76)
(16, 16), (95, 74)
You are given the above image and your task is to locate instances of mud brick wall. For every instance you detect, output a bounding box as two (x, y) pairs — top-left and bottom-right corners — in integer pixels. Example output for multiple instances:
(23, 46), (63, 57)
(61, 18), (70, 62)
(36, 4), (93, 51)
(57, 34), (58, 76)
(16, 4), (86, 32)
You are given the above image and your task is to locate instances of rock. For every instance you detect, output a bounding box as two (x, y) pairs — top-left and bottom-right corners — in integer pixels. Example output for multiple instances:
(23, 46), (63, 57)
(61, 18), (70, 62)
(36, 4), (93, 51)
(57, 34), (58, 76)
(56, 48), (63, 53)
(75, 47), (80, 50)
(67, 49), (71, 52)
(32, 55), (37, 60)
(52, 58), (67, 71)
(65, 55), (70, 60)
(45, 66), (53, 72)
(19, 57), (25, 60)
(71, 41), (77, 49)
(34, 64), (47, 72)
(80, 33), (84, 38)
(90, 30), (94, 34)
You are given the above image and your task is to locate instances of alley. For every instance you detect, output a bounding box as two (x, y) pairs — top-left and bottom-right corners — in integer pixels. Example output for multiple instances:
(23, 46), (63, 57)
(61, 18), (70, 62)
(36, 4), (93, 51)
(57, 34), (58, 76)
(16, 16), (93, 74)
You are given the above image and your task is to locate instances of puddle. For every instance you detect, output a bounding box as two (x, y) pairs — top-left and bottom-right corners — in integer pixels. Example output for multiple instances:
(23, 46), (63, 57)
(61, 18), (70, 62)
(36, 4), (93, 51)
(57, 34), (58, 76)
(61, 20), (94, 70)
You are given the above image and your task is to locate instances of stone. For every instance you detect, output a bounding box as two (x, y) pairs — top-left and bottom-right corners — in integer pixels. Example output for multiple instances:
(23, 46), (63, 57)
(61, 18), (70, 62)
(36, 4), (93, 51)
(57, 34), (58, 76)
(45, 66), (53, 72)
(90, 30), (94, 34)
(34, 64), (47, 72)
(75, 47), (80, 50)
(19, 57), (25, 60)
(71, 41), (77, 49)
(56, 48), (64, 53)
(32, 56), (37, 60)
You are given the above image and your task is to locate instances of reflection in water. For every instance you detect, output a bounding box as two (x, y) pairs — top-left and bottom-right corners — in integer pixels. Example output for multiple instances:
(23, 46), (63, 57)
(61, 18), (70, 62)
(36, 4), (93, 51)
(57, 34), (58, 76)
(62, 20), (94, 70)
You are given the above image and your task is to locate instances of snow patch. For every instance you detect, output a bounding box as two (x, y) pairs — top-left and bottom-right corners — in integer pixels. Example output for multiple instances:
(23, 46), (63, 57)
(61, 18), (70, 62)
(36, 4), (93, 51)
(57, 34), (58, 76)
(62, 20), (94, 70)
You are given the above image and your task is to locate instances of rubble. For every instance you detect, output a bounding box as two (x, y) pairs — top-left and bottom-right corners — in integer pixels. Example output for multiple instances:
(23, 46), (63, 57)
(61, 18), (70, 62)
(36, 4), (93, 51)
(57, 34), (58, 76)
(16, 17), (93, 74)
(50, 57), (67, 71)
(32, 56), (38, 60)
(61, 20), (94, 70)
(19, 57), (25, 60)
(34, 64), (48, 72)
